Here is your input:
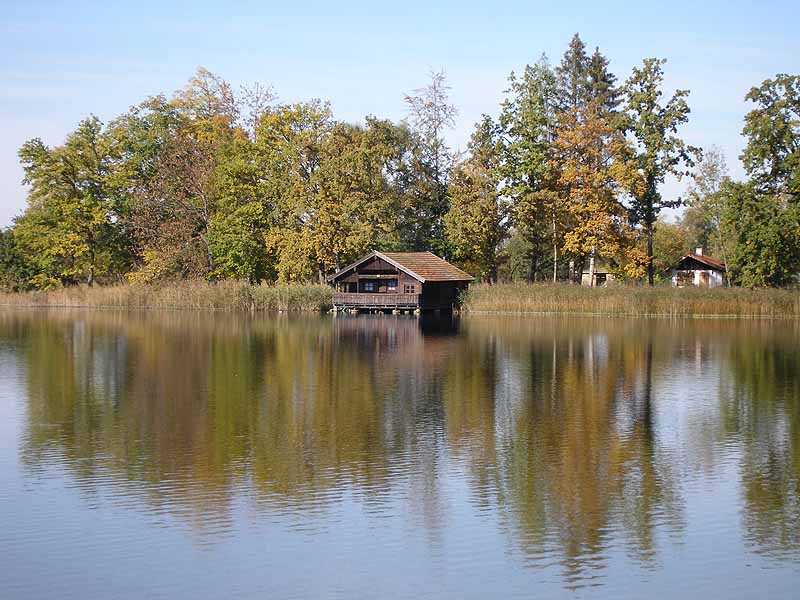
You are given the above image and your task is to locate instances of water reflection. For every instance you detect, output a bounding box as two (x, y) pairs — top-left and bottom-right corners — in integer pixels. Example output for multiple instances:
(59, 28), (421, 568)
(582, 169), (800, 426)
(3, 310), (799, 591)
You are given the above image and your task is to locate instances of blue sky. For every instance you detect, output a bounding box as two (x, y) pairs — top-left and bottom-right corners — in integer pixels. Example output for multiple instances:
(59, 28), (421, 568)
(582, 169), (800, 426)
(2, 0), (798, 227)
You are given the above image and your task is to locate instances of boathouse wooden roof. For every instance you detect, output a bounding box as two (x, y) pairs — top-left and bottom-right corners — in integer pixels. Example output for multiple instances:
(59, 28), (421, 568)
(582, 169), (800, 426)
(329, 251), (474, 283)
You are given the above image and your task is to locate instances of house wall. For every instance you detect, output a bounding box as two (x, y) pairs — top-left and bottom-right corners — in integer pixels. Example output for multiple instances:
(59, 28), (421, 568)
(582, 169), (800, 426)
(332, 257), (422, 294)
(580, 272), (615, 287)
(671, 269), (724, 288)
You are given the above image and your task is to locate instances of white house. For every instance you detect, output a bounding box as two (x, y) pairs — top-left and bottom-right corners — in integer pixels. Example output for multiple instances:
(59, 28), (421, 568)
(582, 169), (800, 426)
(671, 248), (726, 287)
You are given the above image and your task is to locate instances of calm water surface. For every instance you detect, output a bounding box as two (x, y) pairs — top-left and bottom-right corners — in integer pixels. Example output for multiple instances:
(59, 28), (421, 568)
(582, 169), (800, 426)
(0, 310), (798, 599)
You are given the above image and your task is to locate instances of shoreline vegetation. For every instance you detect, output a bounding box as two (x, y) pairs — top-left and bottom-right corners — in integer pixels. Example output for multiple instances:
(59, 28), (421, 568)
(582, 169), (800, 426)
(1, 281), (798, 318)
(462, 283), (800, 318)
(3, 34), (798, 298)
(0, 281), (334, 312)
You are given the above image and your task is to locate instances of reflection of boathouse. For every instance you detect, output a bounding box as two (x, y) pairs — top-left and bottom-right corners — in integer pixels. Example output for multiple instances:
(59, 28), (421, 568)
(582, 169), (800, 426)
(333, 314), (459, 368)
(328, 251), (473, 313)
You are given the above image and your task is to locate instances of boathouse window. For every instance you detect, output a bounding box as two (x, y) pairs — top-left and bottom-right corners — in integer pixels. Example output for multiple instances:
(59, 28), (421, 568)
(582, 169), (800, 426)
(404, 284), (416, 294)
(363, 281), (375, 292)
(387, 279), (397, 291)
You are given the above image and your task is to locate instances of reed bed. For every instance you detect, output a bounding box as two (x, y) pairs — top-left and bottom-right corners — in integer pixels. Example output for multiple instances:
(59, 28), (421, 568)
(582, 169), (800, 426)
(461, 283), (800, 318)
(2, 281), (797, 317)
(0, 281), (333, 312)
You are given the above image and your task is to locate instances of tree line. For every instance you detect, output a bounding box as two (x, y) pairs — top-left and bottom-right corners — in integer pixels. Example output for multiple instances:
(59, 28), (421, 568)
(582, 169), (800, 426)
(1, 34), (798, 291)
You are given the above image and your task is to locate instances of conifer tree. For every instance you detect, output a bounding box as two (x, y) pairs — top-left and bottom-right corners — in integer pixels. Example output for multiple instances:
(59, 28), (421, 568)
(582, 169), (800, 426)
(587, 47), (620, 115)
(556, 33), (590, 111)
(499, 55), (561, 280)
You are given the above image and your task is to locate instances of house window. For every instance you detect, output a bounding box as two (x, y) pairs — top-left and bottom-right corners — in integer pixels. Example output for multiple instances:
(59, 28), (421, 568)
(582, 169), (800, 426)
(404, 284), (416, 294)
(363, 281), (375, 292)
(387, 279), (397, 291)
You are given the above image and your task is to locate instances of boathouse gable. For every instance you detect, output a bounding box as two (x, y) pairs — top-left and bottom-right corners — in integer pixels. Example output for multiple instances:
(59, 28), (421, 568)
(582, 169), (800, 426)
(329, 251), (473, 312)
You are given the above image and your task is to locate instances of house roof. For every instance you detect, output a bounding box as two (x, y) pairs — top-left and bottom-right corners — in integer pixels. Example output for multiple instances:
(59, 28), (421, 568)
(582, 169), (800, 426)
(329, 251), (474, 283)
(678, 253), (726, 271)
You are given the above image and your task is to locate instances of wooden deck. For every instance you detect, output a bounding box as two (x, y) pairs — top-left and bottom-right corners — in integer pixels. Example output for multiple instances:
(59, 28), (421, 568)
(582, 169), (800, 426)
(333, 292), (421, 310)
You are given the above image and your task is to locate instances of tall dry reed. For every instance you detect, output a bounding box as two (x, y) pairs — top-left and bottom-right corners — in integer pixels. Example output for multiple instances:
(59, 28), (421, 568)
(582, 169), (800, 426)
(0, 281), (333, 312)
(461, 283), (800, 318)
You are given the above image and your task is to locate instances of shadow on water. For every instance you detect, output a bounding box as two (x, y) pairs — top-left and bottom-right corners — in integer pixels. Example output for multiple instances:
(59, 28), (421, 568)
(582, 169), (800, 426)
(1, 309), (799, 591)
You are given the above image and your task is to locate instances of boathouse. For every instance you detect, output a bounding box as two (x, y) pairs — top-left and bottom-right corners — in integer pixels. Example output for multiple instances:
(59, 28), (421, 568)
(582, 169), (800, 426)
(328, 251), (474, 312)
(671, 248), (726, 287)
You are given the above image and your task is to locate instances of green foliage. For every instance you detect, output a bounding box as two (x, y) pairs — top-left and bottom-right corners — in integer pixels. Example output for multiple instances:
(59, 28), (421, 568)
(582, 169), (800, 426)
(499, 55), (561, 280)
(400, 69), (458, 255)
(623, 58), (698, 285)
(651, 217), (690, 277)
(445, 117), (509, 282)
(682, 147), (730, 265)
(0, 228), (34, 291)
(252, 103), (407, 282)
(741, 74), (800, 197)
(5, 49), (799, 292)
(712, 78), (800, 289)
(721, 182), (800, 288)
(498, 231), (534, 282)
(556, 33), (590, 111)
(16, 117), (132, 288)
(209, 201), (272, 283)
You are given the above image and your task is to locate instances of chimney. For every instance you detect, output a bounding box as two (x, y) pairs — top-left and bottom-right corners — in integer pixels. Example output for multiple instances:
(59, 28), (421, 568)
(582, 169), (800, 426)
(696, 247), (703, 256)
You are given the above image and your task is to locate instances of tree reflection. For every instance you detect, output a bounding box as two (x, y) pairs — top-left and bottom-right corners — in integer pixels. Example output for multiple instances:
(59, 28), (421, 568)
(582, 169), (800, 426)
(3, 310), (798, 583)
(456, 319), (685, 585)
(721, 324), (800, 559)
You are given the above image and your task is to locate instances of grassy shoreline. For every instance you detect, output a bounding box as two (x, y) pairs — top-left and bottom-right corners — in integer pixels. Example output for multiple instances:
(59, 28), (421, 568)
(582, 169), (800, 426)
(461, 283), (800, 318)
(0, 281), (334, 312)
(1, 281), (798, 318)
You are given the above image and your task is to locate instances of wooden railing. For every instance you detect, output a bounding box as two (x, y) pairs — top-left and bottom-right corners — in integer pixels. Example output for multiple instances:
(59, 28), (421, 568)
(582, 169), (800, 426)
(333, 292), (421, 307)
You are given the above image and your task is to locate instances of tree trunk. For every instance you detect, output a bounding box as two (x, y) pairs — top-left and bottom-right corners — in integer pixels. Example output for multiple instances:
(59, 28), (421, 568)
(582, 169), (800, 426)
(646, 219), (654, 287)
(568, 259), (575, 284)
(588, 247), (596, 287)
(716, 225), (729, 287)
(87, 239), (95, 287)
(552, 216), (558, 282)
(528, 252), (537, 283)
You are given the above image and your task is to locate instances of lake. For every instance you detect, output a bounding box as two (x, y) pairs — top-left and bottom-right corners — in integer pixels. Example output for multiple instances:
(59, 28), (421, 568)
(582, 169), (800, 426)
(0, 309), (798, 599)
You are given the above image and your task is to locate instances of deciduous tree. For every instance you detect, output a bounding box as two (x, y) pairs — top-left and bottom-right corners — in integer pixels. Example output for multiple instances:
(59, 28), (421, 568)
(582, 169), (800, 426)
(721, 182), (800, 287)
(401, 69), (458, 255)
(682, 147), (730, 275)
(623, 58), (698, 285)
(741, 74), (800, 198)
(17, 117), (130, 287)
(555, 106), (647, 282)
(445, 117), (509, 282)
